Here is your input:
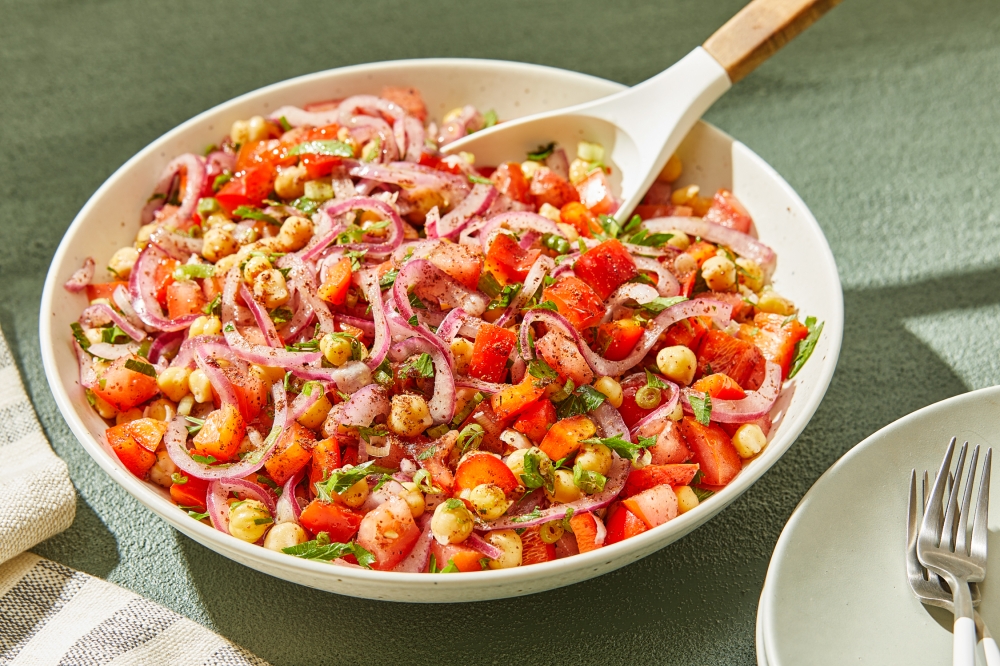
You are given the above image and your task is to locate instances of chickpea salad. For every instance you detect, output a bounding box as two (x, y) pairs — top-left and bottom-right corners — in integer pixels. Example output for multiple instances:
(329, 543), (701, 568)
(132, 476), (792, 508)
(65, 86), (822, 572)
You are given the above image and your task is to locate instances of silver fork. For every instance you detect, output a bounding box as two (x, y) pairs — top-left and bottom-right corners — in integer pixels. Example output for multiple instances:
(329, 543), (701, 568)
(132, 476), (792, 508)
(908, 469), (999, 665)
(918, 438), (993, 666)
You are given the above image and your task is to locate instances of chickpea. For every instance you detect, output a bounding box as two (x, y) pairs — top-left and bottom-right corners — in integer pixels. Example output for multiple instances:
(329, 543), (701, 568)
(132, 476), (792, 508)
(115, 408), (143, 425)
(671, 184), (700, 206)
(468, 483), (510, 521)
(155, 366), (192, 402)
(228, 500), (272, 542)
(188, 315), (222, 337)
(202, 227), (239, 263)
(264, 522), (308, 552)
(277, 215), (313, 251)
(340, 479), (369, 508)
(674, 252), (697, 275)
(297, 393), (332, 431)
(320, 333), (353, 367)
(665, 229), (690, 251)
(148, 450), (177, 488)
(757, 288), (796, 316)
(656, 345), (697, 386)
(388, 394), (433, 438)
(735, 257), (764, 292)
(145, 398), (176, 422)
(242, 255), (272, 285)
(575, 442), (613, 476)
(450, 337), (474, 374)
(135, 223), (158, 247)
(505, 446), (552, 480)
(701, 255), (737, 292)
(485, 529), (523, 569)
(593, 376), (623, 408)
(732, 423), (767, 459)
(188, 369), (213, 404)
(658, 153), (683, 183)
(252, 268), (290, 309)
(203, 213), (231, 230)
(230, 119), (250, 144)
(547, 469), (584, 503)
(431, 499), (475, 545)
(274, 165), (307, 199)
(108, 247), (139, 279)
(520, 160), (542, 179)
(538, 203), (562, 222)
(398, 481), (426, 518)
(675, 486), (700, 514)
(92, 393), (117, 419)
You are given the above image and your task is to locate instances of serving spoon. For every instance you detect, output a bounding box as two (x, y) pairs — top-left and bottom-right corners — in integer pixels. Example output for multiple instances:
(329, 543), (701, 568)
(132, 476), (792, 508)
(442, 0), (841, 220)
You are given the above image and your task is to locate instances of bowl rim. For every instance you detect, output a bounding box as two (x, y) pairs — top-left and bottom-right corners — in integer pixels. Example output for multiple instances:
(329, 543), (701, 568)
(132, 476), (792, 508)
(39, 57), (844, 598)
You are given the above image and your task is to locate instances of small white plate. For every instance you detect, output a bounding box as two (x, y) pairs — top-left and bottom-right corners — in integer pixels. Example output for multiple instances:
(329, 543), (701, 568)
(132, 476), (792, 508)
(759, 386), (1000, 663)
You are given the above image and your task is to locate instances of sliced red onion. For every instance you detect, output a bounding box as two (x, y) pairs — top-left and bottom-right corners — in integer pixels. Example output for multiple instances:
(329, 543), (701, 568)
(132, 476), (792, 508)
(86, 341), (141, 360)
(64, 257), (95, 292)
(344, 115), (399, 162)
(79, 304), (146, 341)
(432, 183), (497, 238)
(334, 315), (375, 337)
(435, 308), (468, 343)
(629, 383), (681, 436)
(644, 216), (777, 278)
(477, 212), (562, 250)
(602, 283), (660, 324)
(454, 376), (508, 395)
(590, 402), (630, 440)
(147, 330), (184, 364)
(275, 470), (305, 525)
(331, 384), (389, 428)
(480, 455), (630, 531)
(338, 94), (406, 124)
(393, 258), (488, 321)
(112, 286), (146, 332)
(163, 380), (287, 480)
(141, 154), (206, 228)
(149, 226), (202, 261)
(360, 271), (391, 369)
(633, 256), (680, 297)
(346, 161), (467, 196)
(292, 360), (372, 390)
(205, 150), (235, 178)
(437, 106), (483, 145)
(313, 196), (404, 258)
(554, 531), (580, 558)
(467, 533), (503, 560)
(238, 284), (282, 348)
(194, 348), (240, 407)
(507, 488), (544, 517)
(129, 245), (201, 332)
(403, 116), (424, 162)
(518, 230), (540, 250)
(221, 269), (322, 367)
(74, 341), (98, 389)
(593, 514), (607, 546)
(169, 335), (229, 369)
(392, 516), (433, 573)
(287, 386), (322, 422)
(206, 477), (278, 535)
(386, 312), (456, 424)
(268, 105), (339, 128)
(281, 254), (335, 336)
(680, 360), (781, 423)
(519, 299), (731, 379)
(545, 148), (570, 180)
(495, 254), (554, 327)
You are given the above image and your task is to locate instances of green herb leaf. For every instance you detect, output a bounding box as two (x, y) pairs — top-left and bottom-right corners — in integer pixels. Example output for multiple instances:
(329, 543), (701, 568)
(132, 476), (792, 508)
(101, 324), (129, 345)
(357, 425), (389, 445)
(190, 453), (217, 465)
(407, 315), (419, 327)
(136, 338), (152, 359)
(344, 249), (367, 271)
(269, 307), (294, 325)
(173, 263), (214, 281)
(645, 368), (667, 390)
(572, 463), (607, 494)
(512, 507), (544, 523)
(373, 358), (393, 387)
(289, 197), (321, 215)
(527, 142), (556, 162)
(626, 295), (688, 315)
(482, 109), (498, 128)
(379, 269), (399, 289)
(408, 291), (428, 310)
(444, 498), (464, 511)
(629, 273), (657, 286)
(689, 393), (712, 426)
(70, 322), (91, 350)
(527, 358), (559, 385)
(561, 507), (575, 531)
(124, 358), (157, 378)
(212, 171), (232, 192)
(400, 352), (434, 379)
(692, 486), (714, 502)
(254, 516), (274, 526)
(520, 450), (554, 494)
(278, 116), (292, 132)
(171, 473), (188, 485)
(554, 385), (606, 419)
(416, 444), (437, 461)
(187, 510), (210, 521)
(314, 460), (394, 500)
(522, 300), (558, 312)
(288, 140), (355, 158)
(282, 539), (375, 568)
(439, 558), (461, 573)
(233, 206), (279, 226)
(203, 294), (222, 316)
(477, 272), (503, 298)
(468, 174), (492, 185)
(597, 214), (622, 240)
(456, 424), (484, 454)
(184, 415), (205, 435)
(487, 282), (521, 312)
(580, 434), (643, 461)
(787, 318), (824, 379)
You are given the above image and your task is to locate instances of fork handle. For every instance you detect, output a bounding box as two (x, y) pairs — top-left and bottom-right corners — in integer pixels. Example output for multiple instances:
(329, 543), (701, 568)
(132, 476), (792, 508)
(979, 616), (1000, 666)
(954, 617), (976, 665)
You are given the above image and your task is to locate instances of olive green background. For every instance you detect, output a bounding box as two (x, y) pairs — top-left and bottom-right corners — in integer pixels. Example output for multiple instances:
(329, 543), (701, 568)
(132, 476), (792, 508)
(3, 0), (999, 663)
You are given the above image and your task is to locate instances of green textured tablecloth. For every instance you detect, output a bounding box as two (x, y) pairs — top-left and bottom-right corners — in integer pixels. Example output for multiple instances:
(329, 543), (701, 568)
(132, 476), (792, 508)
(4, 0), (999, 663)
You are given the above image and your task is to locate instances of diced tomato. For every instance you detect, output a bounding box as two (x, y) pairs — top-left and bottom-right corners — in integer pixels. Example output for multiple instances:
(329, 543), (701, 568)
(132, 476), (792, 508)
(264, 422), (315, 485)
(559, 202), (601, 238)
(696, 330), (766, 391)
(165, 280), (206, 320)
(703, 189), (753, 234)
(418, 153), (465, 175)
(539, 414), (595, 462)
(317, 257), (352, 305)
(569, 512), (604, 552)
(662, 317), (710, 350)
(489, 162), (533, 205)
(218, 362), (268, 422)
(170, 476), (210, 510)
(485, 232), (541, 285)
(491, 377), (546, 421)
(380, 86), (428, 122)
(309, 438), (342, 494)
(430, 540), (485, 572)
(299, 499), (363, 542)
(427, 241), (483, 290)
(535, 330), (594, 386)
(152, 256), (178, 308)
(597, 319), (644, 361)
(299, 154), (342, 179)
(576, 169), (615, 215)
(201, 276), (224, 304)
(574, 239), (637, 301)
(738, 313), (809, 380)
(685, 241), (719, 267)
(520, 527), (557, 565)
(623, 464), (700, 497)
(695, 291), (751, 322)
(92, 355), (160, 411)
(356, 496), (420, 570)
(85, 281), (128, 302)
(512, 398), (557, 445)
(634, 204), (676, 221)
(467, 323), (517, 384)
(453, 452), (520, 495)
(234, 139), (293, 172)
(605, 502), (648, 544)
(191, 403), (246, 463)
(530, 168), (579, 209)
(622, 485), (678, 529)
(645, 420), (692, 465)
(123, 418), (168, 451)
(617, 374), (678, 430)
(691, 373), (746, 400)
(215, 163), (277, 211)
(105, 422), (158, 478)
(543, 276), (605, 331)
(676, 417), (742, 486)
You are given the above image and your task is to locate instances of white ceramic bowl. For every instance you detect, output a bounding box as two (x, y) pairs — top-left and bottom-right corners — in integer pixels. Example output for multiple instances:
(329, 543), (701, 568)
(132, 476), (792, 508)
(40, 58), (843, 602)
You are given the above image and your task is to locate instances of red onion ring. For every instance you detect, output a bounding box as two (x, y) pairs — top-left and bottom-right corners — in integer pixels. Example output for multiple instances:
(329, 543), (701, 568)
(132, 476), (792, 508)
(79, 304), (146, 341)
(287, 385), (322, 422)
(601, 283), (660, 324)
(239, 284), (282, 348)
(392, 516), (433, 573)
(149, 226), (202, 261)
(680, 360), (782, 423)
(633, 256), (680, 297)
(129, 245), (201, 332)
(64, 257), (95, 292)
(545, 148), (570, 180)
(477, 212), (561, 250)
(644, 216), (777, 278)
(454, 377), (509, 395)
(141, 154), (206, 228)
(147, 330), (184, 364)
(112, 286), (146, 332)
(74, 341), (98, 389)
(467, 533), (503, 560)
(328, 384), (390, 428)
(314, 196), (404, 258)
(495, 254), (554, 327)
(86, 341), (141, 360)
(393, 258), (488, 321)
(281, 254), (335, 336)
(275, 469), (305, 525)
(360, 271), (392, 370)
(346, 161), (469, 199)
(268, 105), (339, 128)
(344, 115), (399, 163)
(519, 299), (731, 379)
(590, 402), (631, 440)
(437, 106), (483, 145)
(386, 312), (456, 424)
(334, 315), (375, 337)
(206, 477), (278, 536)
(193, 348), (240, 407)
(169, 334), (227, 369)
(434, 308), (468, 343)
(163, 380), (287, 480)
(480, 454), (630, 531)
(403, 116), (424, 162)
(430, 183), (497, 239)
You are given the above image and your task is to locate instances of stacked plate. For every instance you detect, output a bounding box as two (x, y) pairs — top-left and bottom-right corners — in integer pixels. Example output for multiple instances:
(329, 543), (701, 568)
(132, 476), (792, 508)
(756, 387), (1000, 664)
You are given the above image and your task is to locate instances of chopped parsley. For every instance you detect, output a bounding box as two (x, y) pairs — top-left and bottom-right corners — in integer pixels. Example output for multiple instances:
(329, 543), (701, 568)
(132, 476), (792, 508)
(645, 368), (668, 390)
(314, 460), (394, 500)
(184, 415), (205, 436)
(788, 317), (824, 379)
(580, 434), (647, 462)
(203, 294), (222, 316)
(232, 206), (280, 226)
(416, 444), (437, 461)
(626, 295), (688, 315)
(357, 424), (389, 445)
(379, 269), (399, 289)
(689, 393), (712, 426)
(573, 463), (607, 494)
(407, 291), (428, 310)
(692, 486), (715, 502)
(101, 324), (129, 345)
(520, 450), (554, 494)
(527, 357), (559, 385)
(269, 307), (294, 325)
(289, 197), (321, 215)
(282, 532), (376, 568)
(372, 358), (394, 387)
(190, 453), (217, 465)
(527, 142), (555, 162)
(486, 282), (521, 312)
(212, 171), (232, 192)
(522, 300), (558, 312)
(554, 384), (606, 419)
(124, 358), (156, 378)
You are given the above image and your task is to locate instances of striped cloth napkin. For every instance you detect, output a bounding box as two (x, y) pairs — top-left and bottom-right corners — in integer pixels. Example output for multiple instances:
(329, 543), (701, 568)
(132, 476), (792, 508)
(0, 331), (268, 665)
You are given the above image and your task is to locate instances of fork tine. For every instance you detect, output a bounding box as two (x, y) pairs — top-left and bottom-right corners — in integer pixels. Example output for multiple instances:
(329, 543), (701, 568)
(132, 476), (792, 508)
(941, 442), (968, 551)
(919, 437), (955, 550)
(907, 470), (917, 546)
(971, 448), (992, 565)
(956, 445), (979, 555)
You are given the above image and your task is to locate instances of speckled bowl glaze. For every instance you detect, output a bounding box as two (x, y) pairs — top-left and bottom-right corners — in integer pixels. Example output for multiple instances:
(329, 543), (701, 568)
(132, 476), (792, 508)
(40, 59), (843, 602)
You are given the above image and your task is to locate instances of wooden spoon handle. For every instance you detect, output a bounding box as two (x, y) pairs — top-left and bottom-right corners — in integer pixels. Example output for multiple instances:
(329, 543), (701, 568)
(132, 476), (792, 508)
(703, 0), (842, 83)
